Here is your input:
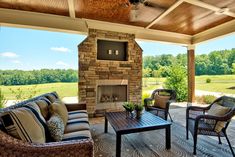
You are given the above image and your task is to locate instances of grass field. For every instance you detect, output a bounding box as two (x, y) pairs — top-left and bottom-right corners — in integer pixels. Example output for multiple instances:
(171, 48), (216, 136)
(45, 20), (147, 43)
(143, 75), (235, 94)
(1, 75), (235, 100)
(0, 83), (78, 100)
(195, 75), (235, 94)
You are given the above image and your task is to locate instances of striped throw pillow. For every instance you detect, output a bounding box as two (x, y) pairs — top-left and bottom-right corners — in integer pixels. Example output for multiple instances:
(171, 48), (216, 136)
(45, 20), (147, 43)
(0, 107), (48, 143)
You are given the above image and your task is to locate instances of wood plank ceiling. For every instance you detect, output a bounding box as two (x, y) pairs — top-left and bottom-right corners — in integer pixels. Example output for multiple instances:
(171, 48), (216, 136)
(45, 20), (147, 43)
(0, 0), (235, 36)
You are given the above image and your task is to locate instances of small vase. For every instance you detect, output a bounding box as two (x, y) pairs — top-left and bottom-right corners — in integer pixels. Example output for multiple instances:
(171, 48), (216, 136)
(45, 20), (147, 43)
(136, 111), (142, 119)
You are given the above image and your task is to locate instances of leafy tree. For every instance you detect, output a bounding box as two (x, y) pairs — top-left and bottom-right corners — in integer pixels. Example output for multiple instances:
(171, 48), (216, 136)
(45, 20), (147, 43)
(164, 65), (187, 102)
(142, 68), (152, 77)
(0, 69), (78, 86)
(232, 63), (235, 74)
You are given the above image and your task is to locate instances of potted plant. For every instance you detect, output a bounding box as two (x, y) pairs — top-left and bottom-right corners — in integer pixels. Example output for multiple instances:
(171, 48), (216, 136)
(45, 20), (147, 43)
(123, 102), (135, 118)
(135, 104), (144, 119)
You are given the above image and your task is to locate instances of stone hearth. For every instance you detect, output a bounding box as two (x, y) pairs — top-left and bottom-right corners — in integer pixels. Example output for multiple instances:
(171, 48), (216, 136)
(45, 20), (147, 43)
(78, 29), (142, 116)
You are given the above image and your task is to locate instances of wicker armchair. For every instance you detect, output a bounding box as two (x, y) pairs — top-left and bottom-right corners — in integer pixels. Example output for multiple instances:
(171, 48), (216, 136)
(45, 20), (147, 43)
(186, 96), (235, 156)
(144, 89), (176, 121)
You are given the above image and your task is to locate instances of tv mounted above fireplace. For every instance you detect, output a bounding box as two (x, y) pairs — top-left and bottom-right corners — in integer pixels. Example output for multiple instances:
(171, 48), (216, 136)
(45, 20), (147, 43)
(97, 39), (128, 61)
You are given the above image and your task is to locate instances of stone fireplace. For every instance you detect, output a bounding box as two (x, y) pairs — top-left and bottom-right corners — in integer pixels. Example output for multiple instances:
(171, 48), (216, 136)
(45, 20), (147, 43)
(78, 29), (142, 116)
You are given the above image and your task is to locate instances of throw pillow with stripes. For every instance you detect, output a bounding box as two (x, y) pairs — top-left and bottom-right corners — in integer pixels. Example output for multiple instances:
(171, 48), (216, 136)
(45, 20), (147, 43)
(0, 107), (47, 143)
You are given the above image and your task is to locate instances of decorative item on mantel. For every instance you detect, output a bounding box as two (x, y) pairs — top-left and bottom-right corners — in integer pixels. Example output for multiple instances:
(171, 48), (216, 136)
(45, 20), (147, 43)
(123, 102), (135, 118)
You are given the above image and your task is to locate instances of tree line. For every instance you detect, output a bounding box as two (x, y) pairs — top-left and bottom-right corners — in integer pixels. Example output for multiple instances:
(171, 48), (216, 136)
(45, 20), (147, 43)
(143, 48), (235, 77)
(0, 69), (78, 86)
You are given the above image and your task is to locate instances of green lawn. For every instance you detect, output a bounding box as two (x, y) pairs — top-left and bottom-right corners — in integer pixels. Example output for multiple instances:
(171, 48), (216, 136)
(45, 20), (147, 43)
(0, 83), (78, 100)
(143, 75), (235, 94)
(195, 75), (235, 94)
(1, 75), (235, 100)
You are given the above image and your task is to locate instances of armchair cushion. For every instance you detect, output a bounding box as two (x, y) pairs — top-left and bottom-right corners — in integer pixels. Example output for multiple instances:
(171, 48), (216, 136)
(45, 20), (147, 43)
(47, 113), (64, 142)
(205, 103), (230, 132)
(49, 100), (68, 126)
(154, 94), (170, 109)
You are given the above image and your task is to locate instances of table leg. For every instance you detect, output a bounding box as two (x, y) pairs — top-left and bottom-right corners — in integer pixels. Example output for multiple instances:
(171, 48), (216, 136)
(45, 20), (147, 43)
(116, 133), (121, 157)
(104, 116), (108, 133)
(166, 125), (171, 149)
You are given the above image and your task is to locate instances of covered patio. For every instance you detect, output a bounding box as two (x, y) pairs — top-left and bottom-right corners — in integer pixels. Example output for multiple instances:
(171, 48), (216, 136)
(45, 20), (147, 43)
(1, 0), (235, 103)
(1, 0), (235, 156)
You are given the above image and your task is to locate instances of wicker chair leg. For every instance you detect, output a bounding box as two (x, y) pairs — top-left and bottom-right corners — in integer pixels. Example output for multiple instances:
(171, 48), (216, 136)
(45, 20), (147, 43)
(224, 132), (235, 157)
(193, 134), (198, 155)
(218, 135), (222, 144)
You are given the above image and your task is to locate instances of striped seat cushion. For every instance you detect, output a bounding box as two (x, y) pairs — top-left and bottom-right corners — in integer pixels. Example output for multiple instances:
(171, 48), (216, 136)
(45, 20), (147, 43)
(0, 107), (49, 143)
(62, 130), (91, 141)
(65, 117), (90, 133)
(68, 110), (88, 120)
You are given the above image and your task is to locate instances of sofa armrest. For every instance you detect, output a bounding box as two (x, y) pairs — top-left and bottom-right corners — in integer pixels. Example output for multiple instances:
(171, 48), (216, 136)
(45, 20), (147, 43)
(65, 102), (87, 111)
(0, 131), (94, 157)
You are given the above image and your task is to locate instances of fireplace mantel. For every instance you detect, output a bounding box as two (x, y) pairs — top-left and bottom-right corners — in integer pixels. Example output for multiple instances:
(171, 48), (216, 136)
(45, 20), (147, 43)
(96, 79), (128, 86)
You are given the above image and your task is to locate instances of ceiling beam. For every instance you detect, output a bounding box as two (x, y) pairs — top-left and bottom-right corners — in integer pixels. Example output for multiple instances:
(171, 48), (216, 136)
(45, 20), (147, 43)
(86, 19), (192, 45)
(184, 0), (235, 17)
(192, 19), (235, 44)
(0, 8), (192, 45)
(0, 8), (87, 34)
(68, 0), (76, 19)
(146, 0), (184, 29)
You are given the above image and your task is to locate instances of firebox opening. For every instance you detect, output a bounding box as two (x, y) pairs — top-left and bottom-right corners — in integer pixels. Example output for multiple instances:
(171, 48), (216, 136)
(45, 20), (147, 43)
(97, 85), (127, 103)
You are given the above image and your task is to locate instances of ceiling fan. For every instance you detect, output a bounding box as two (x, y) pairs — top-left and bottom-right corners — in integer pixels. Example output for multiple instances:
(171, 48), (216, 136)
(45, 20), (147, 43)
(128, 0), (165, 22)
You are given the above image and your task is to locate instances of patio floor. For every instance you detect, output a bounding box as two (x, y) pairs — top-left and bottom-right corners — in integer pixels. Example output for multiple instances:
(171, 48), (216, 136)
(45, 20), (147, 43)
(89, 102), (235, 154)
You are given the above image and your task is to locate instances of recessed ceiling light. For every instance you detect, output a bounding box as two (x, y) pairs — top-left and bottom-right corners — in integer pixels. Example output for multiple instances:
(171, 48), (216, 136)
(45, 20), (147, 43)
(215, 7), (229, 15)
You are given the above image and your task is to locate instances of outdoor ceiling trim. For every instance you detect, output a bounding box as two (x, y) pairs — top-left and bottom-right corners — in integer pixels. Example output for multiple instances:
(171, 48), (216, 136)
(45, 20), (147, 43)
(146, 0), (184, 29)
(192, 19), (235, 44)
(85, 19), (192, 45)
(184, 0), (235, 17)
(0, 8), (87, 34)
(68, 0), (76, 19)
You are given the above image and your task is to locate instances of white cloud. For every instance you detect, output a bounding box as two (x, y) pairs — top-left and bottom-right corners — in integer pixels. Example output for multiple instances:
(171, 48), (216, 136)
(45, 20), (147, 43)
(11, 60), (21, 64)
(56, 61), (70, 67)
(0, 52), (19, 58)
(50, 47), (71, 53)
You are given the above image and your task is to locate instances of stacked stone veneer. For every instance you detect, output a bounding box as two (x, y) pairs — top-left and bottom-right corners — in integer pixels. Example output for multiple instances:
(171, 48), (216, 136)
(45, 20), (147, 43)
(78, 29), (142, 115)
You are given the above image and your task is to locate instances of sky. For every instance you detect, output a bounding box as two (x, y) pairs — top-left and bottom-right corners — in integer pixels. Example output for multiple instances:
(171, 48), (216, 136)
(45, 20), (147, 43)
(0, 26), (234, 70)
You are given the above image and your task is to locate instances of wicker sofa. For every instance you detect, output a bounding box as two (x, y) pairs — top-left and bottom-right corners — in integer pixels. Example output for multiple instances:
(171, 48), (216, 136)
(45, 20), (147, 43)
(0, 92), (94, 157)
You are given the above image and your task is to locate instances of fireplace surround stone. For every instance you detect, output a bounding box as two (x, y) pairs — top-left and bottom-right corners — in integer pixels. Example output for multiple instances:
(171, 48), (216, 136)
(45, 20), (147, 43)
(78, 29), (142, 116)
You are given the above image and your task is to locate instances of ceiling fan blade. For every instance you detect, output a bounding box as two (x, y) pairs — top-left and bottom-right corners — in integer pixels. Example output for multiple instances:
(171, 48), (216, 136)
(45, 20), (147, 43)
(129, 3), (164, 22)
(143, 0), (167, 10)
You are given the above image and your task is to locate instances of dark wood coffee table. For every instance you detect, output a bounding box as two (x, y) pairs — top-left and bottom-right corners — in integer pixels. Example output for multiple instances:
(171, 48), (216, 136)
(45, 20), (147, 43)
(104, 111), (171, 157)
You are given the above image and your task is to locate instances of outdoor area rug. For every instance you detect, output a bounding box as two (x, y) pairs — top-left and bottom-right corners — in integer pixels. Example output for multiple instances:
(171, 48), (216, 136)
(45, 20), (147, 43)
(90, 122), (233, 157)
